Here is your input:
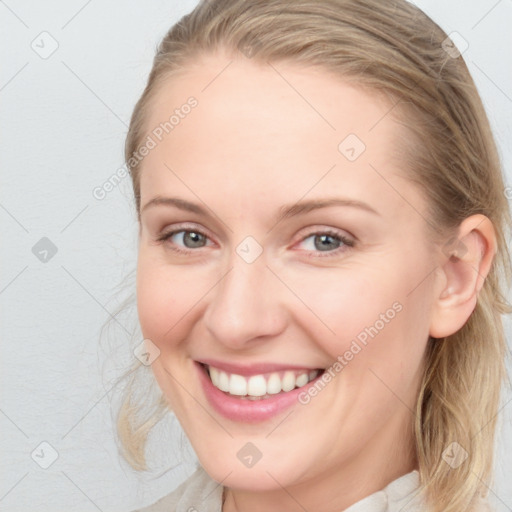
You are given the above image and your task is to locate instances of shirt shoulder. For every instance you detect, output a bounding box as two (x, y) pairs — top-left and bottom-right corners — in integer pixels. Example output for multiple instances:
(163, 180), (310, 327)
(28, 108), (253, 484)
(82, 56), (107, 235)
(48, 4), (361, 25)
(130, 466), (223, 512)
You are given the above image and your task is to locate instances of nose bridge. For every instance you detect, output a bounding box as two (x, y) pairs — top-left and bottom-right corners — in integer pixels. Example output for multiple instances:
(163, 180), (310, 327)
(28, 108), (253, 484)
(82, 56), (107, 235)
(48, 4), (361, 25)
(203, 249), (286, 347)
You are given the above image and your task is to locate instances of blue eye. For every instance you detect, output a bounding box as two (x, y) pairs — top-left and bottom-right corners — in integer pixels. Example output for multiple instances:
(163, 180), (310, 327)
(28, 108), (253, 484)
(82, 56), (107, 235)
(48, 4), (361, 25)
(297, 231), (354, 253)
(157, 227), (354, 257)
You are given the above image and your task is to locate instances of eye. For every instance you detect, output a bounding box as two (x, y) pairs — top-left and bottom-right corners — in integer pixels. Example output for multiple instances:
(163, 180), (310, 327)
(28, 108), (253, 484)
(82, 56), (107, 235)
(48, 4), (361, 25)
(296, 230), (354, 254)
(157, 228), (213, 252)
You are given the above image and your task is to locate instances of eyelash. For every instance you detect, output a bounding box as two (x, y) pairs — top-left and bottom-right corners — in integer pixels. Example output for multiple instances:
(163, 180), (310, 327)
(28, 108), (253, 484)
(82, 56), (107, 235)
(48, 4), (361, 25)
(156, 227), (213, 256)
(301, 230), (355, 257)
(156, 226), (355, 258)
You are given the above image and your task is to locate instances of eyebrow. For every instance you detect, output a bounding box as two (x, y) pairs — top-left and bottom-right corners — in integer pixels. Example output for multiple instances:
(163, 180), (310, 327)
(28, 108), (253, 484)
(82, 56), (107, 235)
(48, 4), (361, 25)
(140, 196), (379, 223)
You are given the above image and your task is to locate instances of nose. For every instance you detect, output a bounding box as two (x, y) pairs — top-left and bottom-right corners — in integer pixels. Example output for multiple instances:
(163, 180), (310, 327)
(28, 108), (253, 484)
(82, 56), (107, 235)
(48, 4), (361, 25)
(202, 254), (288, 349)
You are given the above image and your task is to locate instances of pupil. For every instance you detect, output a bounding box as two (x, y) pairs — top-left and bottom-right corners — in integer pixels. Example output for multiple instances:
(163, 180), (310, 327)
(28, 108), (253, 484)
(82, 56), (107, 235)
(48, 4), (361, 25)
(184, 231), (205, 248)
(314, 234), (340, 251)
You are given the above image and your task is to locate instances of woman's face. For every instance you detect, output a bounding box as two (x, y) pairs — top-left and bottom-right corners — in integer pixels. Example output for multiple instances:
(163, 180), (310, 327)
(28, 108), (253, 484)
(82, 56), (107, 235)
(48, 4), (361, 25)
(136, 52), (441, 498)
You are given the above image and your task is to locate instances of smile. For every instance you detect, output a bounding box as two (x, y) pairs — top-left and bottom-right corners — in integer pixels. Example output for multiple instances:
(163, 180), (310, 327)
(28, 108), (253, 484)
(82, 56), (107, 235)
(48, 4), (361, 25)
(196, 360), (326, 422)
(206, 365), (321, 400)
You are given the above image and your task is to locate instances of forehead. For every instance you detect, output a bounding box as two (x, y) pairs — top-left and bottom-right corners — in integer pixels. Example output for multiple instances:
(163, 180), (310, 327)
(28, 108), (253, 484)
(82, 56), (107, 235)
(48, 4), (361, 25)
(139, 53), (425, 220)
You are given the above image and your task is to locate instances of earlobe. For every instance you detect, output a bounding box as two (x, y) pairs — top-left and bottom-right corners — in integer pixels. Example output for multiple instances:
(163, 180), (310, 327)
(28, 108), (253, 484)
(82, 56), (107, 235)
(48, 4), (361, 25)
(429, 215), (496, 339)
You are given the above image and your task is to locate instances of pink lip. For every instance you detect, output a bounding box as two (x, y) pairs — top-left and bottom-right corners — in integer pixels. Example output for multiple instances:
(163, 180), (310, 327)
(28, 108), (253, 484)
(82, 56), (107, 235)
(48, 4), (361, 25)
(195, 361), (323, 423)
(197, 358), (320, 377)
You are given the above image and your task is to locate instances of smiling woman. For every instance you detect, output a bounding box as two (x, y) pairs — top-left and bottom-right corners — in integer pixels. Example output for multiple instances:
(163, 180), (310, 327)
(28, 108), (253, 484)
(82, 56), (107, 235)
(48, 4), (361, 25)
(114, 1), (511, 511)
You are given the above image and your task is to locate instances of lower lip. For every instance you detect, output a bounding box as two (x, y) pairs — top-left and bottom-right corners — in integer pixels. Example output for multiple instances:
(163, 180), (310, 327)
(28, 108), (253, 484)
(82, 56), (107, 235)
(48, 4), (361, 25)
(196, 362), (320, 423)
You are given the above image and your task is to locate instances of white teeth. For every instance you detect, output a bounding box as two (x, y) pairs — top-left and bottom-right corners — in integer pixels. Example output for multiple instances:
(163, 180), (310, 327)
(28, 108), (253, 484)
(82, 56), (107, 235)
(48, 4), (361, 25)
(207, 365), (320, 398)
(247, 375), (267, 396)
(218, 371), (230, 392)
(281, 371), (296, 392)
(229, 374), (247, 396)
(266, 373), (282, 394)
(295, 373), (309, 387)
(209, 366), (220, 387)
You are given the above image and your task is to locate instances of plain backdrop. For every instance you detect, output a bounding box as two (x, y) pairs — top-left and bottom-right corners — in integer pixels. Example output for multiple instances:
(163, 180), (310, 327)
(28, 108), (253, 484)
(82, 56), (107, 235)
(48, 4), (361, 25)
(1, 1), (511, 510)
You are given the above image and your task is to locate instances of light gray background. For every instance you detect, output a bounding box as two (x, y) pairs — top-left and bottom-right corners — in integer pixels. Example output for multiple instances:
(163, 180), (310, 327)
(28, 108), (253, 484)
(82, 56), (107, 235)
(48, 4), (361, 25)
(1, 1), (511, 511)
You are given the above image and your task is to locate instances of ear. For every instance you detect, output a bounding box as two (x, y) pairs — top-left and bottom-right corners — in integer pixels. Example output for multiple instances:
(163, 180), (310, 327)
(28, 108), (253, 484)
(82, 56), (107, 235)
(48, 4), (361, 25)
(429, 214), (497, 339)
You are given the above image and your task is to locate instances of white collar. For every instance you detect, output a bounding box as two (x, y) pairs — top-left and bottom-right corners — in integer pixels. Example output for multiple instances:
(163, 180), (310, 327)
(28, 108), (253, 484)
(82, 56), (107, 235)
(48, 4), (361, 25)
(343, 470), (423, 511)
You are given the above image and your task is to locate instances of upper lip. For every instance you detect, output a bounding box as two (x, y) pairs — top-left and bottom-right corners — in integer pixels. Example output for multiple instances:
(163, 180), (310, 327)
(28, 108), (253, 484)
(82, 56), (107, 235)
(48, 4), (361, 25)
(197, 358), (323, 376)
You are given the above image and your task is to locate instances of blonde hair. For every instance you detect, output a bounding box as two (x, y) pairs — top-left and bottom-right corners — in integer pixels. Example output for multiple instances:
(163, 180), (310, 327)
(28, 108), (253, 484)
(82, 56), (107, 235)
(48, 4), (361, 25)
(115, 1), (512, 510)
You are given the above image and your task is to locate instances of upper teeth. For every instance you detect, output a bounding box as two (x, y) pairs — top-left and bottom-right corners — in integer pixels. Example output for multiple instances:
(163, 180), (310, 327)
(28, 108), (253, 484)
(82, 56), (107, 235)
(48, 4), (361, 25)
(208, 366), (320, 398)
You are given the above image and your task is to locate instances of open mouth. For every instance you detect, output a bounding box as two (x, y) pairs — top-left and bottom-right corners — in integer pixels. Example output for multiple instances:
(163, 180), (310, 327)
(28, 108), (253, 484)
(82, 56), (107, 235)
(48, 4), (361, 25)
(200, 363), (324, 400)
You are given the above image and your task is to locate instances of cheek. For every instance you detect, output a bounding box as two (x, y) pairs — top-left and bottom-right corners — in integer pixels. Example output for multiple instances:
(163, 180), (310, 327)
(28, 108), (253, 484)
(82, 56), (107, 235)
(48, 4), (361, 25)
(135, 255), (208, 349)
(284, 267), (396, 339)
(284, 259), (431, 371)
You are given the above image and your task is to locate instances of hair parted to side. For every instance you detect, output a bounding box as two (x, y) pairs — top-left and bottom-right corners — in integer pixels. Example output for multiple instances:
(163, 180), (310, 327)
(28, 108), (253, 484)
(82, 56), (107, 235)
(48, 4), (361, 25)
(117, 0), (511, 510)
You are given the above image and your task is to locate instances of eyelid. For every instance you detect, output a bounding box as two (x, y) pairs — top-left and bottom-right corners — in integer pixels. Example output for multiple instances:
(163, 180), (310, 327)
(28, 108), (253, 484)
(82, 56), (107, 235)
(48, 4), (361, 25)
(292, 225), (356, 246)
(291, 227), (355, 256)
(156, 223), (356, 257)
(156, 222), (216, 246)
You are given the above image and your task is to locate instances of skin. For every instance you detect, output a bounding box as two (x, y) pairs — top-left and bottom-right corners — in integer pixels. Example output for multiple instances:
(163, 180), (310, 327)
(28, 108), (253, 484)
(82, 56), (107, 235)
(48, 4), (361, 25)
(135, 50), (496, 512)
